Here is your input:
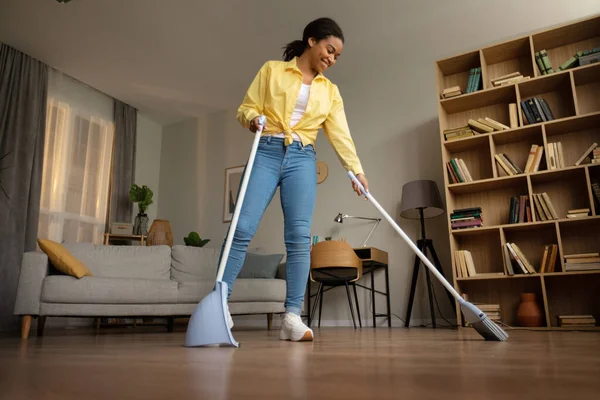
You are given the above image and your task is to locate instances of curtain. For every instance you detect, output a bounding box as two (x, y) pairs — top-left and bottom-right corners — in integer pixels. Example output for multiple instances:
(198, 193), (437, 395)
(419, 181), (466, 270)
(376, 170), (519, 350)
(109, 100), (137, 224)
(37, 93), (115, 245)
(0, 43), (48, 331)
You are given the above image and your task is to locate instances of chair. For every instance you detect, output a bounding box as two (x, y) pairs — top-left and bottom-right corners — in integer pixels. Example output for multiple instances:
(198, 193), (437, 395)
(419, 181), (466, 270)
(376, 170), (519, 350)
(309, 241), (363, 328)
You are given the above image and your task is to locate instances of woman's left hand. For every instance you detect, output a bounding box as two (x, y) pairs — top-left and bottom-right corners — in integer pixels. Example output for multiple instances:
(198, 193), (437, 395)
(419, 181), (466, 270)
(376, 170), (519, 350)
(352, 173), (369, 198)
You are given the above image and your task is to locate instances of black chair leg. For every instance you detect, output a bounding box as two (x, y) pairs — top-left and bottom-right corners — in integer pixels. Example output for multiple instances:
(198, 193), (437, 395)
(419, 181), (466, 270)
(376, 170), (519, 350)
(345, 282), (357, 329)
(318, 284), (324, 328)
(352, 283), (362, 328)
(309, 282), (323, 328)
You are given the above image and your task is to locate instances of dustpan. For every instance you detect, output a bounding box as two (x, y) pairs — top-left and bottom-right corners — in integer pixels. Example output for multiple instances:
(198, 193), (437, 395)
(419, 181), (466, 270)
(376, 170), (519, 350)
(185, 115), (266, 347)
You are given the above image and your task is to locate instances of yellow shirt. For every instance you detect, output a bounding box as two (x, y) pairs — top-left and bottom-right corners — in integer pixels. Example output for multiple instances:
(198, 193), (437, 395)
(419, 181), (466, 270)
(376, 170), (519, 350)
(237, 57), (364, 175)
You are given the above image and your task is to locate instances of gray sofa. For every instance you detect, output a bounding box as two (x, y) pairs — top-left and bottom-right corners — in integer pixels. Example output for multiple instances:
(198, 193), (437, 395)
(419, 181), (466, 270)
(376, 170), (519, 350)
(14, 243), (287, 338)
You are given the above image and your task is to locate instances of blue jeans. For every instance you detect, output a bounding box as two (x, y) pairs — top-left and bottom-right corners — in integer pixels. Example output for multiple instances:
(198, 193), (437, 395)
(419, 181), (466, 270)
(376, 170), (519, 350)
(219, 136), (317, 316)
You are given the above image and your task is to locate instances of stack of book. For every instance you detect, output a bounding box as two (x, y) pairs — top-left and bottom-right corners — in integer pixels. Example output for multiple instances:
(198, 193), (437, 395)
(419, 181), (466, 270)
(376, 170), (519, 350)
(557, 315), (596, 328)
(467, 304), (502, 327)
(468, 117), (509, 133)
(547, 142), (565, 170)
(508, 195), (532, 224)
(504, 242), (536, 274)
(564, 253), (600, 271)
(495, 153), (523, 176)
(453, 250), (505, 279)
(577, 48), (600, 66)
(453, 249), (476, 278)
(443, 125), (475, 141)
(450, 207), (483, 229)
(574, 142), (598, 166)
(534, 50), (554, 74)
(441, 85), (462, 99)
(466, 67), (481, 93)
(531, 192), (559, 221)
(592, 182), (600, 208)
(521, 97), (555, 124)
(446, 158), (473, 183)
(524, 144), (545, 173)
(557, 47), (600, 71)
(567, 208), (590, 219)
(539, 244), (558, 273)
(491, 71), (530, 87)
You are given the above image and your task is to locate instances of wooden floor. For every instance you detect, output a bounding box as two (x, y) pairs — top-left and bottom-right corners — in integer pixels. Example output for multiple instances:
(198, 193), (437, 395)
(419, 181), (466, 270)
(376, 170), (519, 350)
(1, 325), (599, 399)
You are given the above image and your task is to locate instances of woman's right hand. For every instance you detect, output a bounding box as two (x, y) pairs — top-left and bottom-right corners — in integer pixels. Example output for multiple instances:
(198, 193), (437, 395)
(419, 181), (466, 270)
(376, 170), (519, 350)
(249, 116), (267, 133)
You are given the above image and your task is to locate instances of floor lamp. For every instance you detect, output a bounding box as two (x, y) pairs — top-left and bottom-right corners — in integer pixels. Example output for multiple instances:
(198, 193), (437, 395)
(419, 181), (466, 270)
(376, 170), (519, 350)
(400, 179), (456, 328)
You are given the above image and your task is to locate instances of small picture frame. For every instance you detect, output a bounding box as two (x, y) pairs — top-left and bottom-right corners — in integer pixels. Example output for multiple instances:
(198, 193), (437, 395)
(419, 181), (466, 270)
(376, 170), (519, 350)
(223, 165), (245, 222)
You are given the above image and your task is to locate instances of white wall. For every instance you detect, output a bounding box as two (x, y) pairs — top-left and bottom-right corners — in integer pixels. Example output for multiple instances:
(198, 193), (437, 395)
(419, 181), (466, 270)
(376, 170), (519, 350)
(157, 117), (209, 246)
(158, 7), (600, 327)
(134, 114), (163, 225)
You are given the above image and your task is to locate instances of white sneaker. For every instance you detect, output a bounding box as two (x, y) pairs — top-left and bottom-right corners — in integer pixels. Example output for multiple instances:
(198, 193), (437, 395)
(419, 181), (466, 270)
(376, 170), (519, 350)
(279, 312), (313, 342)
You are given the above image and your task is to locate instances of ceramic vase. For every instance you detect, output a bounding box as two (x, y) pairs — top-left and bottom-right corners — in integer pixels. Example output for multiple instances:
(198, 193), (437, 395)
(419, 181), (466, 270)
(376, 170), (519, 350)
(517, 292), (543, 327)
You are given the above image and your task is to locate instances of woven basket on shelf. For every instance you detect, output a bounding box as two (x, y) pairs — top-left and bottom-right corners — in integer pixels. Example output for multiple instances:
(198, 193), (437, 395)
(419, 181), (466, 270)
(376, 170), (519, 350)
(146, 219), (174, 247)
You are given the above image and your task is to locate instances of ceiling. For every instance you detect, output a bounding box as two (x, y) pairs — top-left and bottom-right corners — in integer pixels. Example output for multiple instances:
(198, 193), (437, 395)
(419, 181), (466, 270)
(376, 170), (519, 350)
(0, 0), (454, 125)
(1, 1), (599, 126)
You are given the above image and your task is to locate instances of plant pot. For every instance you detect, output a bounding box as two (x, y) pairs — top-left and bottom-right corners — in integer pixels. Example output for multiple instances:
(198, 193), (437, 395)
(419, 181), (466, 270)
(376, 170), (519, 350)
(517, 293), (544, 327)
(133, 213), (149, 236)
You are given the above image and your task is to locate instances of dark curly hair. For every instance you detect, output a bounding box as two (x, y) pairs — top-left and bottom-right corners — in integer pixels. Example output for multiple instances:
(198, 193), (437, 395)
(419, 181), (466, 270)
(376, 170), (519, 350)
(282, 17), (345, 61)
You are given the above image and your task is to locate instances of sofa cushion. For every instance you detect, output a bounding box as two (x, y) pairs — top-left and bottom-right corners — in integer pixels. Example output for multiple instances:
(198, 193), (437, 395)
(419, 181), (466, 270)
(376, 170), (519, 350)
(171, 245), (279, 282)
(171, 245), (220, 281)
(37, 239), (93, 279)
(176, 279), (286, 303)
(41, 275), (178, 304)
(62, 242), (171, 280)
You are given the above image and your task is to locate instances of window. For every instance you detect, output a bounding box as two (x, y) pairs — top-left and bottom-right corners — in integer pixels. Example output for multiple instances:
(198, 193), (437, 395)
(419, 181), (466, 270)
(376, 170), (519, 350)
(38, 71), (114, 244)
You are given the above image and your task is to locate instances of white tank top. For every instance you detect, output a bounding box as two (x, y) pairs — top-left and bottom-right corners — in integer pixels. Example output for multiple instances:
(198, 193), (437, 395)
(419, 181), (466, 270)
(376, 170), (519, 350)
(271, 83), (310, 141)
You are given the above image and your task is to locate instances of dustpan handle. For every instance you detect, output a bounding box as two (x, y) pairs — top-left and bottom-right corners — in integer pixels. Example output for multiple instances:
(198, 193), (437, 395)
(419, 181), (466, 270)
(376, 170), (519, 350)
(347, 171), (464, 304)
(216, 116), (266, 282)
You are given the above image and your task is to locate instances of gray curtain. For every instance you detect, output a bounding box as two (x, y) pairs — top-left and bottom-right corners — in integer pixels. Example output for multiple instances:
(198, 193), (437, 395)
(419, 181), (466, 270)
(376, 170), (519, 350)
(0, 43), (48, 331)
(109, 100), (137, 225)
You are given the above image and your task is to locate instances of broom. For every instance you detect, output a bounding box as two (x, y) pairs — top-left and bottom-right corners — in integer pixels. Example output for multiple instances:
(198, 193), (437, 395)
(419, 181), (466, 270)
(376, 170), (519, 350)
(347, 172), (508, 341)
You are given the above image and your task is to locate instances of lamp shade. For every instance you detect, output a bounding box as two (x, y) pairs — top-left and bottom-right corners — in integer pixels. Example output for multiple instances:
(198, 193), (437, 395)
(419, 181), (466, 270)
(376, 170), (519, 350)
(399, 180), (444, 219)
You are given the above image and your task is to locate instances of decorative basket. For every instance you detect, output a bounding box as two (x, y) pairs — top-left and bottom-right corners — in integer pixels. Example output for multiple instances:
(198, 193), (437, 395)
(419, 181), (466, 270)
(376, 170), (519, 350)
(146, 219), (174, 247)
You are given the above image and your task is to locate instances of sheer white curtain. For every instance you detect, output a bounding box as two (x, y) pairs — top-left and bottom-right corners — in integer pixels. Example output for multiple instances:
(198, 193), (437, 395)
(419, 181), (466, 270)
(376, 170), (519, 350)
(38, 70), (115, 244)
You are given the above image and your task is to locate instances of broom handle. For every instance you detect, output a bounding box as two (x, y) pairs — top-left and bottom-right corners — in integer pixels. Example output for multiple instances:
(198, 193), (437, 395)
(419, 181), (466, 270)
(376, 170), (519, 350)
(347, 171), (464, 304)
(216, 116), (266, 282)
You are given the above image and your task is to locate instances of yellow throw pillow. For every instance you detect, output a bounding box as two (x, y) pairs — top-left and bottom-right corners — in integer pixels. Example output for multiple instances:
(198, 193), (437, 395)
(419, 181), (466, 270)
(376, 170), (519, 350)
(37, 239), (93, 279)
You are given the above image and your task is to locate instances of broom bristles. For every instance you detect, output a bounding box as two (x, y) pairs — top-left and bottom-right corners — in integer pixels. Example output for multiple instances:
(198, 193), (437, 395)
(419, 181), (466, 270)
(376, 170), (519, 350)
(460, 301), (509, 341)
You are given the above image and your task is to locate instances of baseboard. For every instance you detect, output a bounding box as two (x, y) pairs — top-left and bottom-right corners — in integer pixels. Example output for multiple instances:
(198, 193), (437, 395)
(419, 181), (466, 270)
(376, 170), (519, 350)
(230, 315), (456, 329)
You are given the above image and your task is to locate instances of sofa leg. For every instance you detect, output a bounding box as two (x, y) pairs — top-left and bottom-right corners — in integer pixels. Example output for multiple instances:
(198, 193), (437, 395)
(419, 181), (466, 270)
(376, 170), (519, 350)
(21, 316), (32, 339)
(267, 313), (273, 330)
(37, 316), (47, 337)
(167, 317), (174, 333)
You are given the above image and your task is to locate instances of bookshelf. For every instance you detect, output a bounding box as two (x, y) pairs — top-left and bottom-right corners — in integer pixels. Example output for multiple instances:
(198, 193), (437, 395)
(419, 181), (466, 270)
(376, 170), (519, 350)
(436, 13), (600, 330)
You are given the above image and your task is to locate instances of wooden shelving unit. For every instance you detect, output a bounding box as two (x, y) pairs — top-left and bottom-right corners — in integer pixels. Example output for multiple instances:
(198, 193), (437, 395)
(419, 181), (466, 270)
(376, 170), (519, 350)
(436, 13), (600, 330)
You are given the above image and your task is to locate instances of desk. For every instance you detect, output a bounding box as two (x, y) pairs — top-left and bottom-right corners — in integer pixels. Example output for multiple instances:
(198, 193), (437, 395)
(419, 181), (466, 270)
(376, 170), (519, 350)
(104, 233), (146, 245)
(306, 247), (390, 327)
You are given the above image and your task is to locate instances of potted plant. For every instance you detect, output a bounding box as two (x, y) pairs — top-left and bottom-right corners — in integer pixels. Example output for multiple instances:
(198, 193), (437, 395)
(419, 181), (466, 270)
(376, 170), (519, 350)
(129, 184), (153, 235)
(183, 232), (210, 247)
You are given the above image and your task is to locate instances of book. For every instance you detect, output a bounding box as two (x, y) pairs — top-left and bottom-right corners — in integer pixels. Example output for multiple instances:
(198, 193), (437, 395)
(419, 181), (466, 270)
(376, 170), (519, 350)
(575, 142), (598, 166)
(468, 118), (494, 133)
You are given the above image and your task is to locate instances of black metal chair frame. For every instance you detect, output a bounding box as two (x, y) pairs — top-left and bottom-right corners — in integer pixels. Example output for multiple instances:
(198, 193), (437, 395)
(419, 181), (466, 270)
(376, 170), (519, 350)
(308, 268), (362, 329)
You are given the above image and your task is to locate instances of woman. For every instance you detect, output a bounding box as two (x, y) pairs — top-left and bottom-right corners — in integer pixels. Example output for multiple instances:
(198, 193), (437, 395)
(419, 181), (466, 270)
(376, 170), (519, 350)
(221, 17), (369, 342)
